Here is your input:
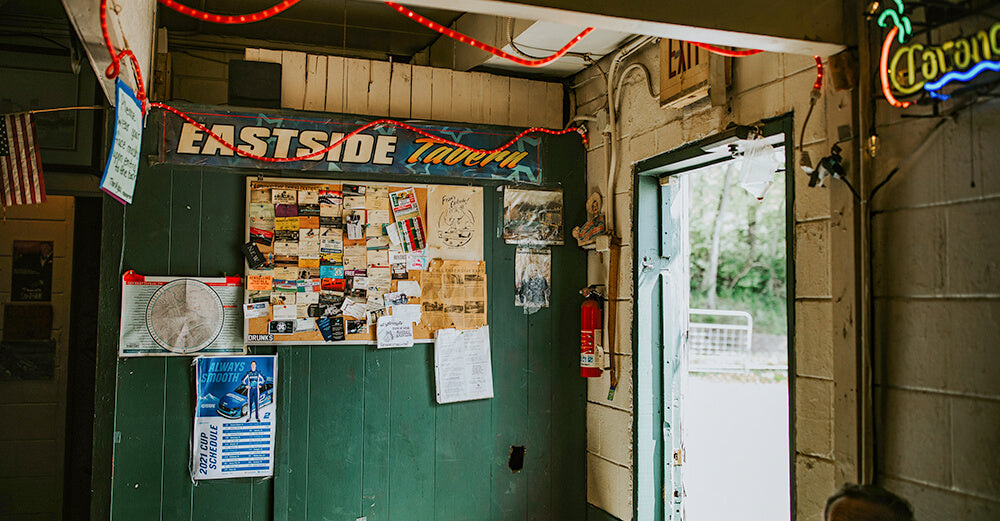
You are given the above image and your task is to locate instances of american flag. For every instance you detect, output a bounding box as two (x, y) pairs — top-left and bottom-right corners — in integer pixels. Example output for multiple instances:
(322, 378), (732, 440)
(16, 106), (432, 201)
(0, 112), (46, 207)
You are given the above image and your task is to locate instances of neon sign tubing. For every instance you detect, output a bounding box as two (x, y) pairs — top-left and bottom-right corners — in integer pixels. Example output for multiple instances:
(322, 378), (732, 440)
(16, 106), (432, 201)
(924, 59), (1000, 92)
(880, 27), (912, 108)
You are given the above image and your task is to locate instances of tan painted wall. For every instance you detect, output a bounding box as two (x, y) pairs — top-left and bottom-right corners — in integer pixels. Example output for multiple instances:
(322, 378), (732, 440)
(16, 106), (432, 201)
(0, 196), (75, 520)
(572, 44), (859, 520)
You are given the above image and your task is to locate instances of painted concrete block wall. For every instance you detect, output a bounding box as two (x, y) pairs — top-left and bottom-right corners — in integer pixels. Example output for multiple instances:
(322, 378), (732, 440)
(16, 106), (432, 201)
(169, 48), (563, 129)
(871, 92), (1000, 519)
(572, 45), (858, 520)
(0, 196), (74, 520)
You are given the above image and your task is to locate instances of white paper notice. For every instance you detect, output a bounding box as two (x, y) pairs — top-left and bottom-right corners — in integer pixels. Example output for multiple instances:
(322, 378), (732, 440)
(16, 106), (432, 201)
(376, 316), (414, 349)
(243, 302), (269, 319)
(396, 280), (422, 298)
(390, 303), (421, 324)
(100, 80), (143, 204)
(434, 326), (494, 404)
(272, 304), (297, 320)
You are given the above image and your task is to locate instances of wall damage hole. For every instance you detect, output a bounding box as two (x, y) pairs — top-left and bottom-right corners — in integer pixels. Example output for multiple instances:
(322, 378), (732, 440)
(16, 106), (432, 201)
(508, 445), (526, 473)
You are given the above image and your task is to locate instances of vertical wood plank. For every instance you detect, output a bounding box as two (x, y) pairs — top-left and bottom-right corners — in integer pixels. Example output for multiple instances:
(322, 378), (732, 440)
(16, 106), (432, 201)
(198, 171), (244, 276)
(274, 346), (310, 521)
(430, 68), (453, 121)
(281, 50), (307, 110)
(388, 63), (412, 119)
(361, 348), (391, 521)
(508, 78), (533, 127)
(485, 74), (510, 126)
(325, 56), (345, 113)
(304, 55), (328, 112)
(542, 82), (563, 129)
(469, 72), (491, 125)
(167, 169), (202, 275)
(489, 182), (530, 520)
(306, 346), (365, 519)
(548, 137), (589, 521)
(388, 345), (436, 520)
(368, 60), (391, 117)
(450, 70), (480, 124)
(410, 65), (433, 120)
(158, 357), (194, 521)
(345, 58), (370, 116)
(109, 358), (167, 520)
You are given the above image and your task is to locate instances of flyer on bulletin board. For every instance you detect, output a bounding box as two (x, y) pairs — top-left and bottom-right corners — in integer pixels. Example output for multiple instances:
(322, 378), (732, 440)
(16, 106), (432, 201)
(192, 355), (277, 480)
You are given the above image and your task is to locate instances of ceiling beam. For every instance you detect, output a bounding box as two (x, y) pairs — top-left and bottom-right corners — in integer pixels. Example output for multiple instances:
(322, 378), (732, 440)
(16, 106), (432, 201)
(386, 0), (848, 56)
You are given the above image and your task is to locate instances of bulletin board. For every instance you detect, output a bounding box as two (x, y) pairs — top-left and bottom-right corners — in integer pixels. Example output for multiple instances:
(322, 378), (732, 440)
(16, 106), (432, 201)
(243, 177), (487, 345)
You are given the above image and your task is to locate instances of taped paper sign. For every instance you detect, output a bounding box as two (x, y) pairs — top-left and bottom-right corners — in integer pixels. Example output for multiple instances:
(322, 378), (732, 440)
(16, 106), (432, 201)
(376, 316), (414, 348)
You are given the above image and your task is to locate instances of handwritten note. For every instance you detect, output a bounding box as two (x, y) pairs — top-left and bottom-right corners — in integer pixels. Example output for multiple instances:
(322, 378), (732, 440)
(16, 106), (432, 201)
(100, 80), (143, 204)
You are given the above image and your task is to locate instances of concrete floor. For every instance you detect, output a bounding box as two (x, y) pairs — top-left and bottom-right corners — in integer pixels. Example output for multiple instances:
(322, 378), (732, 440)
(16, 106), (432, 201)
(683, 373), (790, 521)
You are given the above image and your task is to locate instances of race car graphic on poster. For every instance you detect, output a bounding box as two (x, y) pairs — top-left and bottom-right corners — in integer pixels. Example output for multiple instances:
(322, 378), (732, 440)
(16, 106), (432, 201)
(192, 355), (277, 480)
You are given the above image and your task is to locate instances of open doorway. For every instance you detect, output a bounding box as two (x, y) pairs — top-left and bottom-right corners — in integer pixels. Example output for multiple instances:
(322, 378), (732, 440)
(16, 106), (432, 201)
(633, 117), (793, 521)
(682, 159), (789, 521)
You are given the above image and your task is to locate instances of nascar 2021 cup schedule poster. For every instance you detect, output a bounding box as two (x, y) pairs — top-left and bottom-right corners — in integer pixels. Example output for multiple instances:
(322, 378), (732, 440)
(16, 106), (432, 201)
(192, 355), (277, 480)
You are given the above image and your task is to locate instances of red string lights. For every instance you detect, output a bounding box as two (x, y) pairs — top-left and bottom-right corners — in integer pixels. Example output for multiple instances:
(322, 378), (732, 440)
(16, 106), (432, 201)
(813, 55), (824, 90)
(100, 0), (147, 112)
(100, 0), (585, 161)
(156, 0), (301, 24)
(688, 41), (764, 57)
(383, 1), (593, 67)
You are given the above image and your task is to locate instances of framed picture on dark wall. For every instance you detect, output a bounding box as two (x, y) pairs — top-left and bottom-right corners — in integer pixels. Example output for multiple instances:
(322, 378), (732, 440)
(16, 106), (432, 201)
(11, 240), (54, 302)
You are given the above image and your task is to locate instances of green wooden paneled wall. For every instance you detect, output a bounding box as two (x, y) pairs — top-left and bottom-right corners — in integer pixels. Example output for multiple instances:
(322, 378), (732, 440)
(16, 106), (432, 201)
(94, 114), (588, 521)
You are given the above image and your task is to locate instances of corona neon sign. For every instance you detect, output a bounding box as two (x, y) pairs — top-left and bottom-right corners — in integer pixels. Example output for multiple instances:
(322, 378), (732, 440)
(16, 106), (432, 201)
(881, 18), (1000, 105)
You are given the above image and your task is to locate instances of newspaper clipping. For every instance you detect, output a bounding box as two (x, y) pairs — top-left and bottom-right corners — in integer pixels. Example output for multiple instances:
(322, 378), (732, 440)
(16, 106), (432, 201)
(419, 259), (487, 330)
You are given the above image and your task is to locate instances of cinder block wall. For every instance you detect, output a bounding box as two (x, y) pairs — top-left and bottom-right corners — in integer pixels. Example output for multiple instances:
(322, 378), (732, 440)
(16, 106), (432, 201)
(871, 87), (1000, 518)
(572, 45), (859, 520)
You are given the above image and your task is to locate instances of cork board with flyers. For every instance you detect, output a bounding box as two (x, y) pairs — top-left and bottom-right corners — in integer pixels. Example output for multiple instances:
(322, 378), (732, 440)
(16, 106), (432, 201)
(244, 177), (486, 345)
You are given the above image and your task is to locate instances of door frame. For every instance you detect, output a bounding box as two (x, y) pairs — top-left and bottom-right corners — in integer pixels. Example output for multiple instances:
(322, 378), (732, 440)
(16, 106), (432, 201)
(632, 114), (797, 521)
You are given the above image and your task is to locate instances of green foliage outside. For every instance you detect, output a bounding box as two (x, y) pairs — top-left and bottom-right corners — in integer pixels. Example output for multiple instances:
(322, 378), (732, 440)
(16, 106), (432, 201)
(688, 162), (787, 335)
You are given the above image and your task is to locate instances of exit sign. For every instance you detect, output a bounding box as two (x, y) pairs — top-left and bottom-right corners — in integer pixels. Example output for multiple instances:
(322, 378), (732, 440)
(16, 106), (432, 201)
(659, 39), (729, 109)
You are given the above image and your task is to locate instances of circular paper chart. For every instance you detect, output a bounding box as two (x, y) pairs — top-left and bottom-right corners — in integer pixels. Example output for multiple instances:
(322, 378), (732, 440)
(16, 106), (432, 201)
(145, 279), (225, 354)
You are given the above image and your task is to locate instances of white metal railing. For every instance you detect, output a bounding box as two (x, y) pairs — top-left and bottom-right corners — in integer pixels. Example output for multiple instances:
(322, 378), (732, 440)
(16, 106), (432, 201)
(687, 309), (753, 373)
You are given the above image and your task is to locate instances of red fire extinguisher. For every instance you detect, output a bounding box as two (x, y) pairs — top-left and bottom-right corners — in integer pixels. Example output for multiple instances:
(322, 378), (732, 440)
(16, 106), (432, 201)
(580, 285), (604, 378)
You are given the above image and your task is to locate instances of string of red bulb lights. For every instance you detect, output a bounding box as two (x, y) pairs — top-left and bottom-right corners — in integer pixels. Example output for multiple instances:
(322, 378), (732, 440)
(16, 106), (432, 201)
(688, 41), (764, 57)
(383, 1), (593, 67)
(100, 0), (585, 164)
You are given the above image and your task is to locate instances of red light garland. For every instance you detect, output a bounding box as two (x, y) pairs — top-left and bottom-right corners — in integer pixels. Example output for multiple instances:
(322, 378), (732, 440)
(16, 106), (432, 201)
(688, 41), (764, 57)
(100, 0), (586, 161)
(156, 0), (301, 24)
(384, 1), (593, 67)
(100, 0), (147, 113)
(813, 55), (823, 90)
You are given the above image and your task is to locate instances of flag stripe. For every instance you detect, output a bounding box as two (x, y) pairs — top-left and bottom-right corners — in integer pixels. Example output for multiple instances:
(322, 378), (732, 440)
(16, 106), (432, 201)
(16, 114), (35, 204)
(0, 112), (45, 207)
(30, 116), (45, 203)
(10, 114), (25, 205)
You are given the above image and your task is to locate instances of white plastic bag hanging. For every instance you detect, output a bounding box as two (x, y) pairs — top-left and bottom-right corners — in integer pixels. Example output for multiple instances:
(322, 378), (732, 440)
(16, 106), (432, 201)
(737, 136), (782, 200)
